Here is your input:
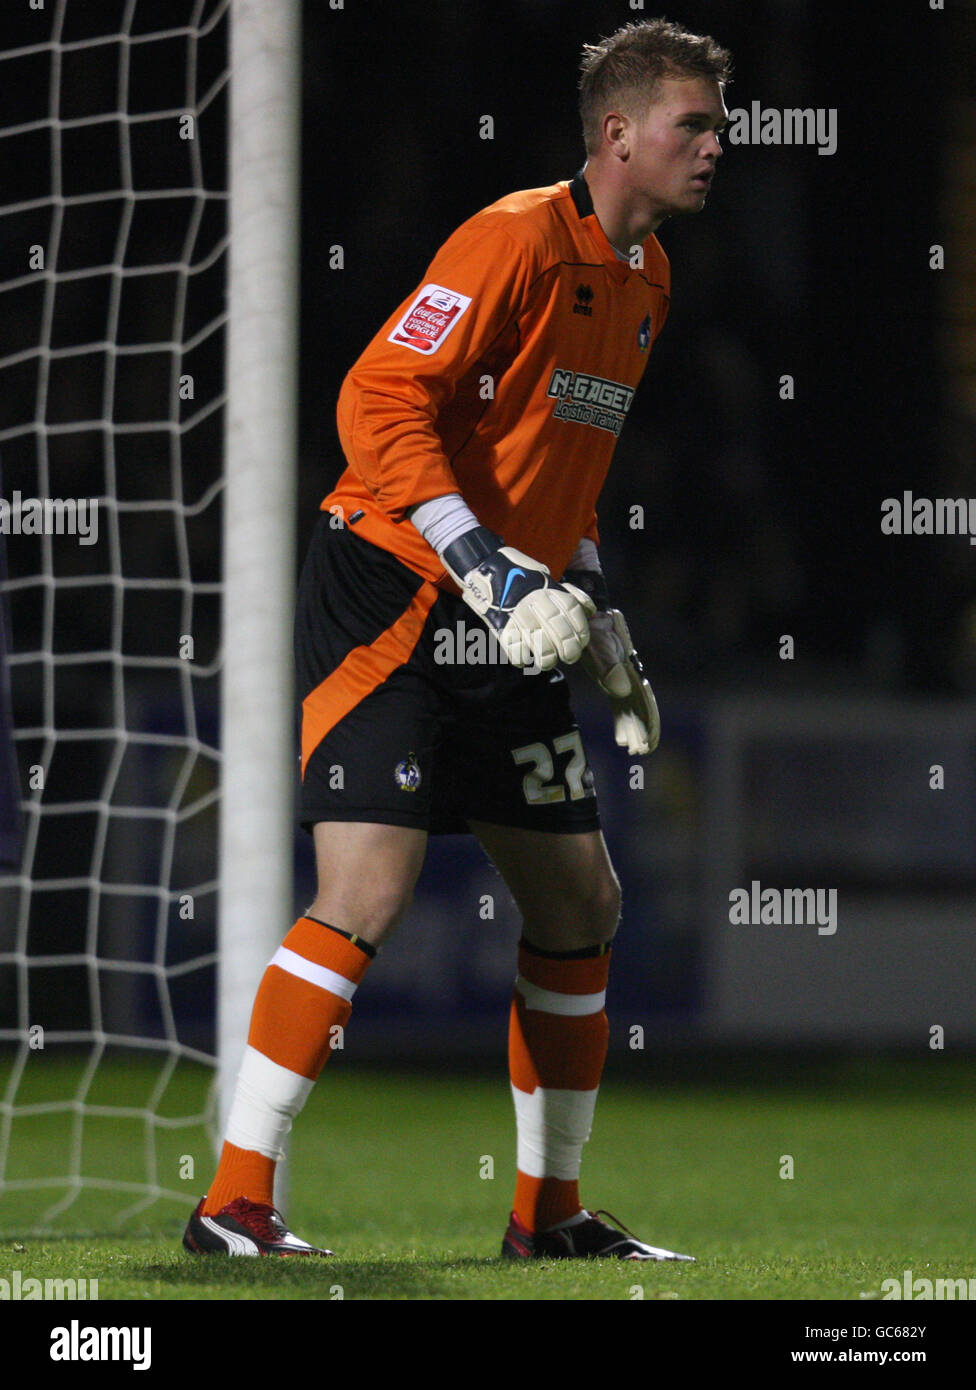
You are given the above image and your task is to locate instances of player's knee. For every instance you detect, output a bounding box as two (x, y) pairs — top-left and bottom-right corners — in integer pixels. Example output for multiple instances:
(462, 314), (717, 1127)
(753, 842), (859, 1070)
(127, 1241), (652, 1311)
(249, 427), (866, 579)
(364, 882), (415, 936)
(307, 880), (414, 946)
(585, 867), (622, 941)
(543, 865), (620, 948)
(355, 893), (413, 941)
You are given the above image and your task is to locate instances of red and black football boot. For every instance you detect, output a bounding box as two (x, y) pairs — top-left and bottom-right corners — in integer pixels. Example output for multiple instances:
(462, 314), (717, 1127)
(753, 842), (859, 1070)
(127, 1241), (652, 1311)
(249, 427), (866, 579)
(183, 1197), (334, 1257)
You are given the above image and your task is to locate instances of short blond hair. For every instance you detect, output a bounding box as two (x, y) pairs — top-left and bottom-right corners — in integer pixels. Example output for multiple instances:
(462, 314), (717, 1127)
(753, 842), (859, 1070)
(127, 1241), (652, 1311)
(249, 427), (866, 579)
(579, 18), (733, 155)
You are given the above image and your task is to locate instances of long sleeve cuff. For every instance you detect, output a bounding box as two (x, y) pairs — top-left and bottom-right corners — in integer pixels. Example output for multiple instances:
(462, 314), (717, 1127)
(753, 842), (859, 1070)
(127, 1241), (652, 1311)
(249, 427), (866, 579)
(408, 493), (483, 556)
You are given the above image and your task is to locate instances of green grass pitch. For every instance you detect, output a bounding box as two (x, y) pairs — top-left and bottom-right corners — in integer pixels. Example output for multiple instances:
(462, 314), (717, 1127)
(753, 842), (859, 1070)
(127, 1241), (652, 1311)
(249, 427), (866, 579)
(1, 1053), (975, 1301)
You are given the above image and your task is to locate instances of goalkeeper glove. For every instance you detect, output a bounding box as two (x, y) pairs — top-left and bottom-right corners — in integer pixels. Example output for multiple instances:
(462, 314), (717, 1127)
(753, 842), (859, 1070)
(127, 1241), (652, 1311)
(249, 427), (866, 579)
(442, 527), (595, 671)
(564, 568), (660, 756)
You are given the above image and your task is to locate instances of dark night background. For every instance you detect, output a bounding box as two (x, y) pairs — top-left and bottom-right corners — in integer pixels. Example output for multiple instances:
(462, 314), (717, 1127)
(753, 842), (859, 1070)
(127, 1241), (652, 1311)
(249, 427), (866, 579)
(299, 0), (973, 695)
(0, 0), (973, 1060)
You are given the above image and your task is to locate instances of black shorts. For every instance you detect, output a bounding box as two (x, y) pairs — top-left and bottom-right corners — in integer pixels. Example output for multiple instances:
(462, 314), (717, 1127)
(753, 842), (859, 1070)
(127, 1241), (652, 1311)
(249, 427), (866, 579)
(295, 516), (601, 836)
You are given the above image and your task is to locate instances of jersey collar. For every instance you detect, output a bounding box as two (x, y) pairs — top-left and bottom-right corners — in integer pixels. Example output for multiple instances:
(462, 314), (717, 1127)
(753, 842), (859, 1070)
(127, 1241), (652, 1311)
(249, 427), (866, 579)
(569, 168), (633, 284)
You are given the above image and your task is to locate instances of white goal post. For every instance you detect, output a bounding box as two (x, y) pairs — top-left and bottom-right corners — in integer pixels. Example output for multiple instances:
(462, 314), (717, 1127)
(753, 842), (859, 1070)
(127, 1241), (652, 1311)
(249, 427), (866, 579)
(219, 0), (301, 1141)
(0, 0), (301, 1231)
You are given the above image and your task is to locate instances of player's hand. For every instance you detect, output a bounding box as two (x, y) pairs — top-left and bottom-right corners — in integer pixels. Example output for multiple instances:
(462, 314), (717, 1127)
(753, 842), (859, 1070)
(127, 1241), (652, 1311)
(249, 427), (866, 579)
(581, 608), (660, 755)
(442, 528), (595, 671)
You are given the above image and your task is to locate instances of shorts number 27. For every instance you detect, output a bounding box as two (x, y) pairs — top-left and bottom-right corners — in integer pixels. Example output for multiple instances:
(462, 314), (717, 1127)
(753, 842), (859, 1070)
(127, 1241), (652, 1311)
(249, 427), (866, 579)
(511, 731), (591, 805)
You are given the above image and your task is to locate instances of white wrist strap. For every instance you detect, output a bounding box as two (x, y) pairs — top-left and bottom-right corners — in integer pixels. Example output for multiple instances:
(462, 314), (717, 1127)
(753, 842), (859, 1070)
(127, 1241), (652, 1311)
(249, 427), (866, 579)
(567, 537), (601, 572)
(408, 493), (481, 556)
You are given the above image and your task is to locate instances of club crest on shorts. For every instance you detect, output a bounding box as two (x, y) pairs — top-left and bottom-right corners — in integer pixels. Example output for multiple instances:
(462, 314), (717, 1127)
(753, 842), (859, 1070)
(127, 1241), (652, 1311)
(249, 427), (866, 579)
(394, 752), (422, 792)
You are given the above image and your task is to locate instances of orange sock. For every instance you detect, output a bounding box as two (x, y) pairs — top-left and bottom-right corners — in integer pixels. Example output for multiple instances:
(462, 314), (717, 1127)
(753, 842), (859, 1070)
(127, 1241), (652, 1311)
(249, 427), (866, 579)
(203, 916), (373, 1215)
(508, 940), (611, 1233)
(205, 1142), (277, 1212)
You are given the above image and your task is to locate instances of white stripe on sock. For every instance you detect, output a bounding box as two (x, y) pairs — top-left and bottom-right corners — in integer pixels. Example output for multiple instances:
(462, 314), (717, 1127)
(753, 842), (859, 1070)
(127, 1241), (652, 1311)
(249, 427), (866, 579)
(511, 1083), (599, 1180)
(515, 975), (605, 1016)
(224, 1045), (315, 1161)
(271, 944), (358, 1000)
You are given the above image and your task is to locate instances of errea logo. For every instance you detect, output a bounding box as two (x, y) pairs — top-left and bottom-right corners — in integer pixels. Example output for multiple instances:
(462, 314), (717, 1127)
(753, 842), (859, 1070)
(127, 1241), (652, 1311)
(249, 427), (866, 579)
(573, 284), (594, 317)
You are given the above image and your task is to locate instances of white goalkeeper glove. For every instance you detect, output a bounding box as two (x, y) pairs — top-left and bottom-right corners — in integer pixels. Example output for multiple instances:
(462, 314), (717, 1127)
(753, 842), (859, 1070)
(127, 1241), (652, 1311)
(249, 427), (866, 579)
(564, 567), (660, 755)
(581, 608), (660, 755)
(442, 527), (595, 671)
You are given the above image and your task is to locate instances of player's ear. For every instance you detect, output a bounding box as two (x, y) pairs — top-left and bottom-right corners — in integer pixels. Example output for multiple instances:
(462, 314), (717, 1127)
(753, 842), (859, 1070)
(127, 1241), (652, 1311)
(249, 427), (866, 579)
(602, 110), (630, 157)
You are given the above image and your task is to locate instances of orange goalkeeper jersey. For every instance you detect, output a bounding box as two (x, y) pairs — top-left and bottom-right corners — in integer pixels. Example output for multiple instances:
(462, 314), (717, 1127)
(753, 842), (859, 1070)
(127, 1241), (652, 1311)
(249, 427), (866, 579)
(325, 170), (670, 587)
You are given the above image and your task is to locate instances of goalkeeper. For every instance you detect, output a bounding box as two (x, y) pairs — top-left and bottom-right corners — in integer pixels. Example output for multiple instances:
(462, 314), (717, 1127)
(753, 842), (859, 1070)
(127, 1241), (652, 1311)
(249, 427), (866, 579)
(186, 17), (731, 1261)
